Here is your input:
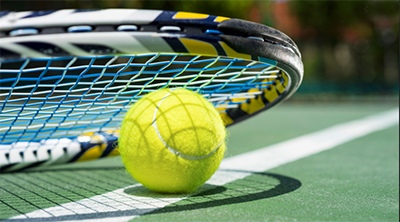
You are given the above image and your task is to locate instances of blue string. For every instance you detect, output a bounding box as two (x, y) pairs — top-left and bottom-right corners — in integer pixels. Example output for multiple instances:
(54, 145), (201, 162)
(0, 54), (279, 144)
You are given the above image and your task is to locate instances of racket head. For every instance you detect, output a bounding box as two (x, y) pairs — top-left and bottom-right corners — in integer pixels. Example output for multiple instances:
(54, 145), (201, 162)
(0, 9), (303, 171)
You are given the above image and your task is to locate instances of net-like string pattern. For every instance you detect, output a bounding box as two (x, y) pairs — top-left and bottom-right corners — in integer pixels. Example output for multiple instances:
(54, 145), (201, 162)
(0, 54), (280, 145)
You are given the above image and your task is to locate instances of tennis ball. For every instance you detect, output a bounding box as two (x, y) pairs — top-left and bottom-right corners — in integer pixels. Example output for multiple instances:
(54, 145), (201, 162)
(119, 88), (226, 194)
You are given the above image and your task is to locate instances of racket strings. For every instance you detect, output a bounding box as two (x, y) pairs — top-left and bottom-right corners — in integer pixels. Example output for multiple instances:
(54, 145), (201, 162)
(0, 54), (283, 145)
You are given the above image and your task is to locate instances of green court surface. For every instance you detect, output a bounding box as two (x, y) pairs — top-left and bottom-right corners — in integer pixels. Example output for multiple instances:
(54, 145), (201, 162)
(0, 102), (399, 222)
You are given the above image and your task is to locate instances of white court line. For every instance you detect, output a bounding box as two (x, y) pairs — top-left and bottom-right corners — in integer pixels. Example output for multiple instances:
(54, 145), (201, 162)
(219, 108), (399, 172)
(9, 108), (399, 222)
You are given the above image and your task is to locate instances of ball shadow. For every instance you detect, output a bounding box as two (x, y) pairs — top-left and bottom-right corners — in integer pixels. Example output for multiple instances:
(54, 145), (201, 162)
(123, 169), (301, 216)
(124, 183), (227, 199)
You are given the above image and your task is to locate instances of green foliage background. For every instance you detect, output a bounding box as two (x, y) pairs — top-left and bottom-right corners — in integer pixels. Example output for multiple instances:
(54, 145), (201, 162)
(1, 0), (398, 98)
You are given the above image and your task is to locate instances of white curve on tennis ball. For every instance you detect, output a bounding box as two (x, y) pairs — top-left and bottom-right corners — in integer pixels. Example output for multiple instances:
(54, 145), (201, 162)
(151, 89), (223, 160)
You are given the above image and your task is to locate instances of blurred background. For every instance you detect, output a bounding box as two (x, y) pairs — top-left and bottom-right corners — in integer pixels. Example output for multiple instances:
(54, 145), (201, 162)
(1, 0), (399, 103)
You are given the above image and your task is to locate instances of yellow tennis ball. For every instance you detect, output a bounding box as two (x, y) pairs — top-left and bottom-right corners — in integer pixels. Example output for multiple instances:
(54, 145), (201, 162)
(119, 88), (226, 193)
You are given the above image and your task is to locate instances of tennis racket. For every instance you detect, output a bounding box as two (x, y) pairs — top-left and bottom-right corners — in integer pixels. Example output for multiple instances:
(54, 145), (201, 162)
(0, 9), (303, 173)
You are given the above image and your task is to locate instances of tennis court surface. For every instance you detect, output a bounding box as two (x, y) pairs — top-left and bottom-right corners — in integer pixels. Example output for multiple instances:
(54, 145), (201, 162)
(1, 102), (398, 222)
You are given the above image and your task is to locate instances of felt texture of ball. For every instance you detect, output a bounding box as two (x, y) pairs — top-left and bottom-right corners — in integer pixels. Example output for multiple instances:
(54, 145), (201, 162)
(119, 88), (226, 194)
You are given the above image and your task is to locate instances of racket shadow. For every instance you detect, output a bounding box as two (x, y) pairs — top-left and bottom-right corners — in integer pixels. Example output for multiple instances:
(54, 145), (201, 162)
(0, 169), (301, 222)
